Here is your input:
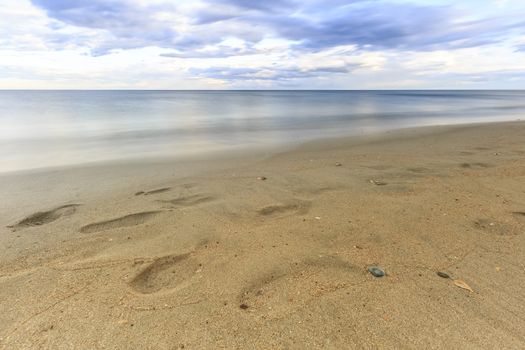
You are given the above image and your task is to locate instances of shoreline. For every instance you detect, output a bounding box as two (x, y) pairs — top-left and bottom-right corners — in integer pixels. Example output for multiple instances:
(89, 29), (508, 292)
(1, 120), (517, 216)
(1, 118), (522, 176)
(1, 120), (525, 348)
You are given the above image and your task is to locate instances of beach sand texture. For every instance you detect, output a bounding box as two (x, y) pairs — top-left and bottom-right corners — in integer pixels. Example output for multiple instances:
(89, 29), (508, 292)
(1, 121), (525, 349)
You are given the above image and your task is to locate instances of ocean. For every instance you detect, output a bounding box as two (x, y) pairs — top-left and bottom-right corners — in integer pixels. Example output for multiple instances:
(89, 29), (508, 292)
(1, 90), (524, 172)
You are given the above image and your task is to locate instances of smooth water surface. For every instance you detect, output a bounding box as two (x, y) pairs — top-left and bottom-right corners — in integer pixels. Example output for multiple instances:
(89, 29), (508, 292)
(1, 90), (524, 172)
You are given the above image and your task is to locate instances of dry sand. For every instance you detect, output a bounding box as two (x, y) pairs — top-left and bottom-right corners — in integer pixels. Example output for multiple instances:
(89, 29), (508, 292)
(1, 121), (525, 349)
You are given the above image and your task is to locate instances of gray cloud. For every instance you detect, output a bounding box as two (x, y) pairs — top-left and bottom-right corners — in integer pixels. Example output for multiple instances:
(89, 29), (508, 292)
(30, 0), (525, 57)
(31, 0), (179, 54)
(260, 4), (525, 51)
(189, 63), (358, 82)
(160, 46), (258, 59)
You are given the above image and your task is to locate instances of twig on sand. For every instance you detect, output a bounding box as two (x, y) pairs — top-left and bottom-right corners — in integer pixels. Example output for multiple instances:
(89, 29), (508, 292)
(3, 282), (93, 342)
(125, 299), (205, 312)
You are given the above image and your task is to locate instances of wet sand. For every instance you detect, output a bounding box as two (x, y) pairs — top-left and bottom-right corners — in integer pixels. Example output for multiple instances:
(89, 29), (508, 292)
(1, 121), (525, 349)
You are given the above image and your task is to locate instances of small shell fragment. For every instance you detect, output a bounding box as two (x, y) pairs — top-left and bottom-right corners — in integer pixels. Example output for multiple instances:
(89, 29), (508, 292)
(369, 180), (387, 186)
(453, 279), (474, 293)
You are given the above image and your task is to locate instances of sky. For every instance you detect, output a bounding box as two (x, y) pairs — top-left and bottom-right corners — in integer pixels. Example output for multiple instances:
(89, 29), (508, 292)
(1, 0), (525, 89)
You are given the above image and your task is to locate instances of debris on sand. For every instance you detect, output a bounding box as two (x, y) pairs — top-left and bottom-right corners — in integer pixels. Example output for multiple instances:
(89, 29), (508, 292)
(453, 279), (474, 293)
(335, 162), (342, 166)
(369, 180), (387, 186)
(437, 271), (451, 279)
(239, 303), (249, 310)
(368, 266), (386, 277)
(257, 176), (267, 181)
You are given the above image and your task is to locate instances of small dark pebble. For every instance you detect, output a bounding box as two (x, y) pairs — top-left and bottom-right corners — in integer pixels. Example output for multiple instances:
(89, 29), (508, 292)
(368, 266), (385, 277)
(335, 162), (342, 166)
(437, 271), (451, 279)
(134, 191), (145, 196)
(257, 176), (267, 181)
(240, 303), (249, 310)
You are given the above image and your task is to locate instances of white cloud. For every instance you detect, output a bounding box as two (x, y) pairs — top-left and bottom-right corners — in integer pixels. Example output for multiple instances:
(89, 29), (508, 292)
(0, 0), (524, 88)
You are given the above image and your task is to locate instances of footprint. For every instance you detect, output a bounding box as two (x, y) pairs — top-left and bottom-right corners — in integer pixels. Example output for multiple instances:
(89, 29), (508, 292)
(239, 256), (361, 316)
(258, 201), (311, 217)
(293, 185), (343, 197)
(129, 253), (200, 294)
(80, 211), (161, 234)
(366, 165), (392, 171)
(407, 167), (431, 173)
(8, 204), (80, 230)
(158, 194), (215, 208)
(460, 162), (490, 169)
(473, 218), (516, 236)
(135, 187), (171, 196)
(145, 187), (171, 195)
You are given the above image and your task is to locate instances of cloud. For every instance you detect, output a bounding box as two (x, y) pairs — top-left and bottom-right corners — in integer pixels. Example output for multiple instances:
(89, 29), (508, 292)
(160, 46), (257, 59)
(263, 3), (525, 51)
(1, 0), (524, 89)
(189, 63), (358, 82)
(30, 0), (180, 54)
(214, 0), (296, 12)
(28, 0), (525, 57)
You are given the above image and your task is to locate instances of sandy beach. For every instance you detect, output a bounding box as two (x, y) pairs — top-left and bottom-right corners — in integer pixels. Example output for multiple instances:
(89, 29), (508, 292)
(1, 121), (525, 349)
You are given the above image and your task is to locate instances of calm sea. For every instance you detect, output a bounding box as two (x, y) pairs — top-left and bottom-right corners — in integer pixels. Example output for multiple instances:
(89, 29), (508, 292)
(0, 90), (524, 172)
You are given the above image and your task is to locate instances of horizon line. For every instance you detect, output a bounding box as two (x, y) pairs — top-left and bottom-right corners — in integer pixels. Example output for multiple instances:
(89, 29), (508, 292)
(1, 89), (525, 92)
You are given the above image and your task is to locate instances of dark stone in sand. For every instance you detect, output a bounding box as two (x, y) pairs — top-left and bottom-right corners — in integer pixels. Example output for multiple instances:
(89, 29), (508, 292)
(368, 266), (385, 277)
(135, 191), (145, 196)
(437, 271), (451, 279)
(335, 162), (342, 166)
(257, 176), (267, 181)
(240, 303), (249, 310)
